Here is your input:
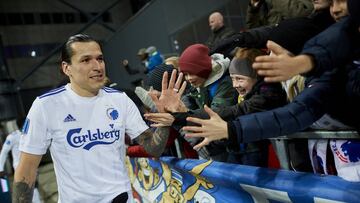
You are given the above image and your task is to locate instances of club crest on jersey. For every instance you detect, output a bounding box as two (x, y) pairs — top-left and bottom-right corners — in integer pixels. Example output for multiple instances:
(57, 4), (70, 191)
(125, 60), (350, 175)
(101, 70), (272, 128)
(66, 127), (121, 150)
(331, 140), (360, 163)
(106, 108), (119, 120)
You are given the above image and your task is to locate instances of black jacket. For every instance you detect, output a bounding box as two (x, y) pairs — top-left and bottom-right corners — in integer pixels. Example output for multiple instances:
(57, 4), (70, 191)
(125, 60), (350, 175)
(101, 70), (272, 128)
(206, 26), (236, 50)
(211, 9), (334, 56)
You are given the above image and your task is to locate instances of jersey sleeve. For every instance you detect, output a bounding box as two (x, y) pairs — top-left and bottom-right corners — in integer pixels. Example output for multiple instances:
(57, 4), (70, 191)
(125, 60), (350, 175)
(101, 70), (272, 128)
(19, 98), (52, 155)
(0, 134), (14, 171)
(124, 94), (149, 139)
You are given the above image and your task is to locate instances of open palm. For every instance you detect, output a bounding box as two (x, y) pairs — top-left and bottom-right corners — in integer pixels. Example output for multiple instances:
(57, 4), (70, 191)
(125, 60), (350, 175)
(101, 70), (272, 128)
(150, 69), (187, 113)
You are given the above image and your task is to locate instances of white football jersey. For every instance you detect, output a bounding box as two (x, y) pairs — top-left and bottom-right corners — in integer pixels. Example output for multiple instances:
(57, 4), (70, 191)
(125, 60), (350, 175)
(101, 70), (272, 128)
(0, 130), (21, 171)
(20, 84), (149, 203)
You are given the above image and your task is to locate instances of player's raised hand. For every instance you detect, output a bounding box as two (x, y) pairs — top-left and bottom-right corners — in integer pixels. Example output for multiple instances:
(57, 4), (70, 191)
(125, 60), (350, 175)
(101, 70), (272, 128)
(150, 69), (187, 113)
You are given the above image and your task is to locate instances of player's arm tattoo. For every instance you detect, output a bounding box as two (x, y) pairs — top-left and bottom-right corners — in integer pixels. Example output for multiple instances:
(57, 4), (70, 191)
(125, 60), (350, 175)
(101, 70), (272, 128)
(12, 177), (35, 203)
(135, 127), (169, 157)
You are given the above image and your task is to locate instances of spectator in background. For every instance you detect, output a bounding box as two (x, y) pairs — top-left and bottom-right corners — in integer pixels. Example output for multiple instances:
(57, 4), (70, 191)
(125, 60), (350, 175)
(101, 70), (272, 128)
(206, 12), (236, 50)
(246, 0), (314, 29)
(0, 122), (41, 203)
(122, 59), (140, 75)
(121, 58), (145, 87)
(145, 46), (164, 73)
(120, 48), (149, 75)
(137, 48), (148, 68)
(164, 56), (179, 70)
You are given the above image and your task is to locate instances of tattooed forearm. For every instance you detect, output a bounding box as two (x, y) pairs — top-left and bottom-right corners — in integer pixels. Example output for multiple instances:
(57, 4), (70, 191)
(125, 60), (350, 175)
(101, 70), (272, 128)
(12, 178), (34, 203)
(136, 127), (169, 157)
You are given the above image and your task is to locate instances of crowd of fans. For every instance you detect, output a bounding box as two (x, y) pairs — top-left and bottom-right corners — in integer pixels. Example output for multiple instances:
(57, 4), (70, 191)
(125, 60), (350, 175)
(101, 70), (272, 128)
(126, 0), (360, 182)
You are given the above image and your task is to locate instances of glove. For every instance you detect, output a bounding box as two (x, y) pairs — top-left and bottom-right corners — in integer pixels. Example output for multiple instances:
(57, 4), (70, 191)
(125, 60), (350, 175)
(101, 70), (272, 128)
(209, 33), (244, 56)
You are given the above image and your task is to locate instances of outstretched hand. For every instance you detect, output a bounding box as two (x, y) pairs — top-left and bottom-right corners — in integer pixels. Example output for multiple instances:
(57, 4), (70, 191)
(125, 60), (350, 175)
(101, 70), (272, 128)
(149, 69), (187, 113)
(144, 113), (175, 127)
(182, 105), (228, 151)
(252, 40), (313, 82)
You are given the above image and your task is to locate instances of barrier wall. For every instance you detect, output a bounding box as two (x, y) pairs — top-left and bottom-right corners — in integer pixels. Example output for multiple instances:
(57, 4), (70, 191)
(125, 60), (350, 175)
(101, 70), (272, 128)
(126, 156), (360, 203)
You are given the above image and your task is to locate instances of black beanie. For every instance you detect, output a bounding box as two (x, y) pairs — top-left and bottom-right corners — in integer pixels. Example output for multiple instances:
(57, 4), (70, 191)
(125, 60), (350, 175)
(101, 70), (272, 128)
(229, 58), (257, 79)
(348, 0), (360, 27)
(145, 64), (175, 91)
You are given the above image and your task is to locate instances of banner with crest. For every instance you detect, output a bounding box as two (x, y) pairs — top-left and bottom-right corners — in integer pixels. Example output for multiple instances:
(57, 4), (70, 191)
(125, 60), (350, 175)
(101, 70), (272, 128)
(126, 156), (360, 203)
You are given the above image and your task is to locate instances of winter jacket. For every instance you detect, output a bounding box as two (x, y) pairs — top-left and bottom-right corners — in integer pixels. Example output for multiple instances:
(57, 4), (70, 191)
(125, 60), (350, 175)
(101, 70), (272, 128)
(183, 76), (236, 111)
(246, 0), (313, 29)
(212, 9), (334, 56)
(146, 51), (163, 73)
(302, 16), (358, 78)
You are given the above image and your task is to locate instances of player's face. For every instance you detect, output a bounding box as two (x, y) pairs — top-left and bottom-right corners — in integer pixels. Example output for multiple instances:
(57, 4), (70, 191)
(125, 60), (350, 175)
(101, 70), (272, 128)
(62, 41), (106, 97)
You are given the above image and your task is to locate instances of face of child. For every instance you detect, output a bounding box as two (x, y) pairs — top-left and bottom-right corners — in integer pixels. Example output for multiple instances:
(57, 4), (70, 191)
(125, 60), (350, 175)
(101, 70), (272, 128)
(330, 0), (349, 22)
(184, 73), (206, 88)
(230, 74), (257, 97)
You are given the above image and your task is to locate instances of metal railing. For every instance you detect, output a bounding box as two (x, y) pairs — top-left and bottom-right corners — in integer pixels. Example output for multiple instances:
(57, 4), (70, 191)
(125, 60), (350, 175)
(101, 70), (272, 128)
(270, 130), (360, 170)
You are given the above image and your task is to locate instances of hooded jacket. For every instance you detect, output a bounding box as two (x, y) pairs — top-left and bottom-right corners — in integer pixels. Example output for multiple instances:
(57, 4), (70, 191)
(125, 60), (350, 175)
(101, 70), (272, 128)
(181, 54), (237, 158)
(182, 54), (237, 110)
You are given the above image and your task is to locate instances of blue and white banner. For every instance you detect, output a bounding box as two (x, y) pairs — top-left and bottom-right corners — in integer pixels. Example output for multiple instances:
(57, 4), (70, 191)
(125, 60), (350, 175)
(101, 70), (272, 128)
(126, 156), (360, 203)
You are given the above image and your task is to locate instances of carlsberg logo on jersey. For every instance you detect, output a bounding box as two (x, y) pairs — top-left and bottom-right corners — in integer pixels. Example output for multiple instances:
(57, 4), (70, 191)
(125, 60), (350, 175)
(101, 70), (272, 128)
(66, 126), (120, 150)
